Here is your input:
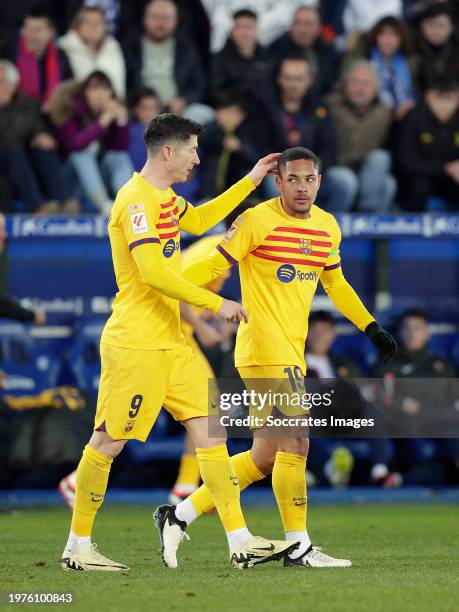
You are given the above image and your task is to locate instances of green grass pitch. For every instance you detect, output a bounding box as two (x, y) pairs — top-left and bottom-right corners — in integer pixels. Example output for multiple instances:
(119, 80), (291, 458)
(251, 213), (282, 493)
(2, 503), (458, 611)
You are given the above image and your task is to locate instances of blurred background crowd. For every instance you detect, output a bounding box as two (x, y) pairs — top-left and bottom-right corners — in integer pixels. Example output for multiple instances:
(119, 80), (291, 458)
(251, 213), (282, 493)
(0, 0), (458, 214)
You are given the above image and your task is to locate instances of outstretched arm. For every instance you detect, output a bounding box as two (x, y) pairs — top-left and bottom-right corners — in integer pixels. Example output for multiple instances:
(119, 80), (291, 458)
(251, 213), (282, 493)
(320, 265), (375, 332)
(179, 153), (279, 235)
(132, 242), (223, 312)
(182, 205), (258, 286)
(182, 247), (232, 287)
(320, 218), (397, 363)
(132, 244), (247, 322)
(118, 201), (245, 321)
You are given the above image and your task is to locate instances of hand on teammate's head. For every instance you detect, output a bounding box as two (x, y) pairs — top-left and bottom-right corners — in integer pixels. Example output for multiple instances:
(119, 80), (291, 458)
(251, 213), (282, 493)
(247, 153), (281, 186)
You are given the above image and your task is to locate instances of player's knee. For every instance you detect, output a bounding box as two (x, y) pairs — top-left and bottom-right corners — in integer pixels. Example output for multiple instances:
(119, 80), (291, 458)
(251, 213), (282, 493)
(278, 437), (309, 457)
(89, 431), (127, 458)
(251, 444), (276, 475)
(104, 439), (127, 458)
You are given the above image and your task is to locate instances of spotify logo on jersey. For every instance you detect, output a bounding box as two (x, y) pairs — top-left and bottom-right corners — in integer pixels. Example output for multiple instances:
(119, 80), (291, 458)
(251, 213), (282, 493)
(277, 264), (296, 283)
(163, 239), (178, 258)
(277, 264), (319, 283)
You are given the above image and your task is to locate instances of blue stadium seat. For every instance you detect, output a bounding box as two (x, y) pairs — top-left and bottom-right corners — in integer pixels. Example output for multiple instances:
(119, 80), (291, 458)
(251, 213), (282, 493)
(332, 332), (375, 373)
(0, 322), (60, 395)
(428, 332), (458, 363)
(388, 240), (459, 322)
(67, 318), (106, 396)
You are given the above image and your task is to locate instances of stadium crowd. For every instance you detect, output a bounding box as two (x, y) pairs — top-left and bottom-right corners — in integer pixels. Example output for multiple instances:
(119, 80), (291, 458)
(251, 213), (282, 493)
(0, 0), (458, 214)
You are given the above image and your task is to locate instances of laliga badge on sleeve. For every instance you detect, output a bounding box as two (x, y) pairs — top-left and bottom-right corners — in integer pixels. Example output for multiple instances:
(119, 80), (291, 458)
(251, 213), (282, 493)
(224, 215), (244, 242)
(130, 212), (149, 234)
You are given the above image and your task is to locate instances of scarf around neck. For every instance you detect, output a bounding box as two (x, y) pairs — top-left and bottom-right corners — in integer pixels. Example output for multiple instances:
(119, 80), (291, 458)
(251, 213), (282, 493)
(17, 34), (61, 103)
(370, 46), (415, 108)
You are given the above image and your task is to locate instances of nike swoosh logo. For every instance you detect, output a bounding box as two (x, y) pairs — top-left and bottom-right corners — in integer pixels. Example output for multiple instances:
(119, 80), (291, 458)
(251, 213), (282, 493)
(252, 544), (275, 552)
(294, 501), (307, 506)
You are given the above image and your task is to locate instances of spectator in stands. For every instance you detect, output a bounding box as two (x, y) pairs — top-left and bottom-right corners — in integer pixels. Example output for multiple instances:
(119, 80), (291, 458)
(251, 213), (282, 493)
(128, 87), (162, 172)
(123, 0), (206, 114)
(0, 60), (76, 215)
(396, 78), (459, 211)
(210, 9), (270, 97)
(202, 0), (307, 53)
(10, 6), (73, 104)
(372, 309), (459, 484)
(328, 60), (396, 211)
(269, 5), (340, 95)
(198, 90), (274, 198)
(374, 308), (456, 383)
(65, 0), (122, 35)
(342, 0), (402, 41)
(59, 6), (126, 99)
(266, 55), (353, 211)
(46, 71), (133, 214)
(306, 310), (362, 379)
(343, 16), (417, 120)
(412, 1), (459, 91)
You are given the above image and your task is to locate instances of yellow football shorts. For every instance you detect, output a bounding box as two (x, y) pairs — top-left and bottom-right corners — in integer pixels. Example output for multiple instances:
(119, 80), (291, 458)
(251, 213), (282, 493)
(94, 342), (211, 441)
(237, 365), (308, 430)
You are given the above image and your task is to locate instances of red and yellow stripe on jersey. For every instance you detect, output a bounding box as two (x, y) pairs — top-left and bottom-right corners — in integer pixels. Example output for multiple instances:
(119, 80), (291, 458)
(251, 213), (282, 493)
(182, 197), (375, 371)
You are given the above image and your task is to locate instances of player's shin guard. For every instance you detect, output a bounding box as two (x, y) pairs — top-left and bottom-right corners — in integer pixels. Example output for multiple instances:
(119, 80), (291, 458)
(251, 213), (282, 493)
(195, 445), (246, 532)
(272, 451), (307, 532)
(70, 445), (112, 537)
(188, 450), (265, 516)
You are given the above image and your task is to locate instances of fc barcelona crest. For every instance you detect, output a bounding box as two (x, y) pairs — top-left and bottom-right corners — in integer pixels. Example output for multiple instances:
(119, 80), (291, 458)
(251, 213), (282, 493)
(170, 212), (179, 226)
(299, 238), (312, 255)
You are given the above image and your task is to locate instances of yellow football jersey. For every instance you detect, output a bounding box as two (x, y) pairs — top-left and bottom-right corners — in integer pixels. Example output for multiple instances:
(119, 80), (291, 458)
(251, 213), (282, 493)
(101, 173), (254, 351)
(102, 173), (185, 350)
(215, 198), (342, 369)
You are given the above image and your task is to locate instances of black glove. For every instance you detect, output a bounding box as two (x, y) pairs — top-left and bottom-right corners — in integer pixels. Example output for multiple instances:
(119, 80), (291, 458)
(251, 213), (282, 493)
(365, 322), (397, 364)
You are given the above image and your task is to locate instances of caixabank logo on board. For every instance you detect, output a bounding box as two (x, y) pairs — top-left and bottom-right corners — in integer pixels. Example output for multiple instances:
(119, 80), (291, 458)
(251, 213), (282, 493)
(15, 217), (100, 238)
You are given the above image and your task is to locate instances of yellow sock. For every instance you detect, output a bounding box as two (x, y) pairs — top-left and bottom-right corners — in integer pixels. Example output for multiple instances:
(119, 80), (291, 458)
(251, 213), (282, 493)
(70, 445), (112, 537)
(272, 451), (307, 532)
(173, 453), (200, 489)
(195, 445), (246, 532)
(190, 450), (265, 515)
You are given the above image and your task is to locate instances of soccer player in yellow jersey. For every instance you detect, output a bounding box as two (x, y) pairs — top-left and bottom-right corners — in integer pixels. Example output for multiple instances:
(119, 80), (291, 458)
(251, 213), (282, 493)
(60, 114), (299, 572)
(157, 147), (397, 569)
(57, 238), (228, 511)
